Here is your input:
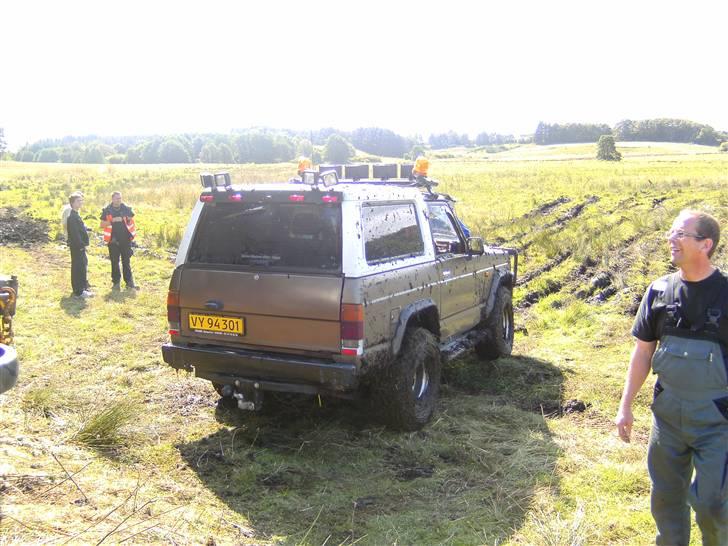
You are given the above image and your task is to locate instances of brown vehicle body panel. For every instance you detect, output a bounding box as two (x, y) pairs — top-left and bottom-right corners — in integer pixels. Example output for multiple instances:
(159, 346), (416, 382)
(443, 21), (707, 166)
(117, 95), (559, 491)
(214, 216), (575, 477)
(343, 262), (440, 350)
(178, 268), (343, 354)
(343, 252), (502, 353)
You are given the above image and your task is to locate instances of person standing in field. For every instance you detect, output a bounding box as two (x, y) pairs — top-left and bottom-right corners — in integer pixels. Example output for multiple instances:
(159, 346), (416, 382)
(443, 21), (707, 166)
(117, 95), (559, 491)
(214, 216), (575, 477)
(66, 192), (93, 298)
(615, 209), (728, 546)
(99, 191), (138, 290)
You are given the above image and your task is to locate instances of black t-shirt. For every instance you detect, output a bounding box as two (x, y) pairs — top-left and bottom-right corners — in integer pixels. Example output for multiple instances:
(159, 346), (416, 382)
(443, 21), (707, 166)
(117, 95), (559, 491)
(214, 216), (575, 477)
(632, 269), (728, 343)
(100, 203), (134, 243)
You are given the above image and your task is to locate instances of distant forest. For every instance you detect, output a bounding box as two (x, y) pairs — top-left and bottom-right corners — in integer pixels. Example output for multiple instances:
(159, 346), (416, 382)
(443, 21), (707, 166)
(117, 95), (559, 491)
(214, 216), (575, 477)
(2, 119), (726, 165)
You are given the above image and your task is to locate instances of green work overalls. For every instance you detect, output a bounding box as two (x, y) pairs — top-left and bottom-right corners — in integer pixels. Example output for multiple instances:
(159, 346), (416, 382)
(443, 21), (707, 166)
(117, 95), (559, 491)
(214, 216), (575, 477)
(648, 276), (728, 546)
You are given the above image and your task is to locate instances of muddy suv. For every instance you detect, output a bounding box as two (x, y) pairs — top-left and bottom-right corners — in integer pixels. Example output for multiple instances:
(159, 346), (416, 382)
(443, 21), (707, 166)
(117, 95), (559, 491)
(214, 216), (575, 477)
(162, 165), (517, 430)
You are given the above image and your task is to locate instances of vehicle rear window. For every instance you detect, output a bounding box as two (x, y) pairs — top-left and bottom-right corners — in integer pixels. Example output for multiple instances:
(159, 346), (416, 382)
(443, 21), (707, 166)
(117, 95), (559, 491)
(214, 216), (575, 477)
(188, 202), (341, 271)
(362, 203), (424, 264)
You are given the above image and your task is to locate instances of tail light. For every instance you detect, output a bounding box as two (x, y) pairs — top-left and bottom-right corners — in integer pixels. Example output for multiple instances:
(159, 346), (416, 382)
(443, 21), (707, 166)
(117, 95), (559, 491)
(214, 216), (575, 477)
(167, 289), (180, 335)
(341, 303), (364, 356)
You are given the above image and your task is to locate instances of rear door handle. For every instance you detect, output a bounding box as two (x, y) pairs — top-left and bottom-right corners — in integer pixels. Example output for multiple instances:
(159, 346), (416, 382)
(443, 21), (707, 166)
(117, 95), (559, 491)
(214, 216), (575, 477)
(442, 270), (451, 277)
(205, 300), (223, 310)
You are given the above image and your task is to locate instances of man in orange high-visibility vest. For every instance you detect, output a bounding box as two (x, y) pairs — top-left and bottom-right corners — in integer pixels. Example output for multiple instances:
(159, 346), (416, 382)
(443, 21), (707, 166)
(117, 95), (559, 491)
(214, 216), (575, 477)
(99, 191), (138, 290)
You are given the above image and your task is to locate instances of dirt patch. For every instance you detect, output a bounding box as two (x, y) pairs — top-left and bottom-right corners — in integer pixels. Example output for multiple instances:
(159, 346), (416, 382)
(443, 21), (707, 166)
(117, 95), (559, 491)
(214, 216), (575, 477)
(384, 446), (435, 481)
(156, 378), (217, 416)
(0, 207), (49, 247)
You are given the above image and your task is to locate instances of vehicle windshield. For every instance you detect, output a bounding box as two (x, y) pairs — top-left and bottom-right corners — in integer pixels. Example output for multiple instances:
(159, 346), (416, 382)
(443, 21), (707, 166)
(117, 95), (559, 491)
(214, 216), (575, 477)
(188, 202), (342, 271)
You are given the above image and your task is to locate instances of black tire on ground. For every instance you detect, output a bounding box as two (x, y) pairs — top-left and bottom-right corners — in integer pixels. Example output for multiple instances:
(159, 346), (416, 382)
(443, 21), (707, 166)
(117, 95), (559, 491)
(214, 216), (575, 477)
(375, 327), (441, 431)
(475, 284), (514, 360)
(0, 343), (19, 394)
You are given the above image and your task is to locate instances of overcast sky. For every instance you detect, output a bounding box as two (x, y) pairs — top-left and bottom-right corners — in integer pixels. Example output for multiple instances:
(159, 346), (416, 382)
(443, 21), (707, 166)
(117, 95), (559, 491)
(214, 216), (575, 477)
(1, 0), (726, 151)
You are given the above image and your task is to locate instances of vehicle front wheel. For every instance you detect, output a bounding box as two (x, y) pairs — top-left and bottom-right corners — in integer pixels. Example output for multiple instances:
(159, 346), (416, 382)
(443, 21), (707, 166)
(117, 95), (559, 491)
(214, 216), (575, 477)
(475, 284), (514, 360)
(375, 327), (441, 431)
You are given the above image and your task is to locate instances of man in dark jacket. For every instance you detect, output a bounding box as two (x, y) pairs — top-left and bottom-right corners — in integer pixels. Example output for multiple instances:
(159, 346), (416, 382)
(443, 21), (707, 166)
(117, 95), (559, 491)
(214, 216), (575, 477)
(99, 191), (138, 290)
(66, 192), (93, 298)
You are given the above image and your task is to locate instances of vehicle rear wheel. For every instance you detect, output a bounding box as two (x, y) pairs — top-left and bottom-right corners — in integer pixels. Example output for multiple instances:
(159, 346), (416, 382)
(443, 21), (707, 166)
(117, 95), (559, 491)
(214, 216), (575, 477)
(375, 327), (441, 431)
(475, 284), (514, 360)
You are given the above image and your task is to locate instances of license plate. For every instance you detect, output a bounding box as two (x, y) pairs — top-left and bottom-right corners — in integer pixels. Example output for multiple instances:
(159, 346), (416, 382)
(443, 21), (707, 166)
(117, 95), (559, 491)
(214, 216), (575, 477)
(188, 313), (244, 336)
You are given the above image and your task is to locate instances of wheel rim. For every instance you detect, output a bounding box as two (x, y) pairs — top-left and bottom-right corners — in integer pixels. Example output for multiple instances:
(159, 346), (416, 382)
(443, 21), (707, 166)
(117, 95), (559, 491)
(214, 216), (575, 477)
(412, 361), (429, 399)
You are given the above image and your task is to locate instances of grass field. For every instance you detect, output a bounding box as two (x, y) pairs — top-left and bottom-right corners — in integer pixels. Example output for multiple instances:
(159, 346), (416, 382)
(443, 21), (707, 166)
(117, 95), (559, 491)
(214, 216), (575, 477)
(1, 144), (727, 544)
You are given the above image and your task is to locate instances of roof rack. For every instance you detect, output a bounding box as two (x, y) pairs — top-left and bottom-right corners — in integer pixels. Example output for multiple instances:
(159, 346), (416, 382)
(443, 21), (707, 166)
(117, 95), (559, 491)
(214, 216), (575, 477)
(331, 175), (455, 202)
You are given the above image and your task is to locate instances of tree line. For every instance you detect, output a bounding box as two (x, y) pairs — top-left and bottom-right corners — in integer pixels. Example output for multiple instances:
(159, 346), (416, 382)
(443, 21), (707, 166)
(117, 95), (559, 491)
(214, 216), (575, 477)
(8, 128), (409, 165)
(3, 119), (726, 164)
(535, 119), (727, 146)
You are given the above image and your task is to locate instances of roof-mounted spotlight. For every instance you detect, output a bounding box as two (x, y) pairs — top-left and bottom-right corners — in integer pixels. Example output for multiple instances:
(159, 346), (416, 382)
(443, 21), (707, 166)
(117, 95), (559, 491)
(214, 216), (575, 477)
(214, 172), (231, 187)
(301, 170), (318, 186)
(200, 172), (214, 188)
(319, 170), (339, 188)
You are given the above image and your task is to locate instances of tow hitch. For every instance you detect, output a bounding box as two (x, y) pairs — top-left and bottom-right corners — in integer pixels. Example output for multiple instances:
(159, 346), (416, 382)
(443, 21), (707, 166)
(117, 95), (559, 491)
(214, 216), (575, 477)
(221, 382), (264, 411)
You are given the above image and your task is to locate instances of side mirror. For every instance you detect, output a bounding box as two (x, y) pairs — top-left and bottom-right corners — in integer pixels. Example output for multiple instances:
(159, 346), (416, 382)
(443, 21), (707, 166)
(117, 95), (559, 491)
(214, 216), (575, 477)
(467, 237), (485, 255)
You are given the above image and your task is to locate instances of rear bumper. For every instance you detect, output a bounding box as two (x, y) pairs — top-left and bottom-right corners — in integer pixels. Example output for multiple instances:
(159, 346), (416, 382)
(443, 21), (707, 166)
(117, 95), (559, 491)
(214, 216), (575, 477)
(161, 342), (358, 395)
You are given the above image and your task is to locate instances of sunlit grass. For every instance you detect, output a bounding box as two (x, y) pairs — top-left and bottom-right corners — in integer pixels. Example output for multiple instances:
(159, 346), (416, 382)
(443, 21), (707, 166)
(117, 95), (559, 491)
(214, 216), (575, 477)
(1, 151), (726, 543)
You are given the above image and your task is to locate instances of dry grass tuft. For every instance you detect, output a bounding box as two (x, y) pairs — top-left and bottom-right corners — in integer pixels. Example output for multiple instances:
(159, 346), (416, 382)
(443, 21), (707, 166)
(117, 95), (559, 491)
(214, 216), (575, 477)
(72, 400), (140, 451)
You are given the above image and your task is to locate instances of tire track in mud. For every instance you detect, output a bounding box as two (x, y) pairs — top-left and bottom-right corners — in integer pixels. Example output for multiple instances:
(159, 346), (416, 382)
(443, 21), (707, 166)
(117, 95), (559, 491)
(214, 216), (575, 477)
(540, 195), (599, 231)
(516, 251), (572, 286)
(514, 193), (682, 310)
(509, 196), (572, 226)
(504, 196), (600, 253)
(490, 197), (571, 246)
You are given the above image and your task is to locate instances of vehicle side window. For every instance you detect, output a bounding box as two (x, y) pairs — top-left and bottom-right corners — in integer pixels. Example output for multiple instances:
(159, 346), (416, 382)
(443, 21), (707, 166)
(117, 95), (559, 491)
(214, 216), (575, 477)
(427, 204), (465, 254)
(362, 203), (424, 264)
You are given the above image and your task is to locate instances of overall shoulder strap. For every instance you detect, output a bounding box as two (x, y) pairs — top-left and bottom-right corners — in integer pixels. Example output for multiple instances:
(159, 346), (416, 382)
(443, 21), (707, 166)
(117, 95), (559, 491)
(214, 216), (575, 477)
(663, 273), (679, 328)
(704, 273), (728, 332)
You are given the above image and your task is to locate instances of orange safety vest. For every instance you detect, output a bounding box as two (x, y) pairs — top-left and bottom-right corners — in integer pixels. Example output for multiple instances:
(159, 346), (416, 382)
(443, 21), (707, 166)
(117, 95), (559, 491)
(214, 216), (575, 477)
(103, 213), (137, 244)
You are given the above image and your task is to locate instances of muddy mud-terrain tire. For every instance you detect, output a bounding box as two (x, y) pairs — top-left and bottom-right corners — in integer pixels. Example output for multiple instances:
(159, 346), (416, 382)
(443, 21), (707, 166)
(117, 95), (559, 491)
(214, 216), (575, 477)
(0, 344), (19, 394)
(475, 285), (514, 360)
(375, 327), (441, 431)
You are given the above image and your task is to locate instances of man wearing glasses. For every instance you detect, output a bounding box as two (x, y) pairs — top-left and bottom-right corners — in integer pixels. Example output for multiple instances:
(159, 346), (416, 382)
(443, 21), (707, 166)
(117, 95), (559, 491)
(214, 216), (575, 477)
(615, 209), (727, 545)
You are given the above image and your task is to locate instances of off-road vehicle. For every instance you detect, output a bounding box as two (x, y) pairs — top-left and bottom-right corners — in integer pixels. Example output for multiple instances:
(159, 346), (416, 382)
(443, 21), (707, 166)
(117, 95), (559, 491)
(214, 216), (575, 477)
(162, 164), (517, 430)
